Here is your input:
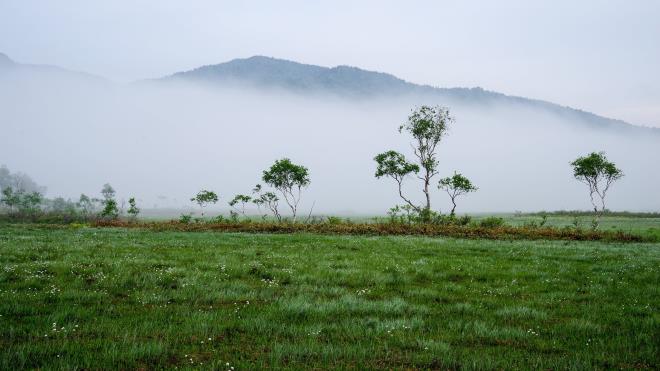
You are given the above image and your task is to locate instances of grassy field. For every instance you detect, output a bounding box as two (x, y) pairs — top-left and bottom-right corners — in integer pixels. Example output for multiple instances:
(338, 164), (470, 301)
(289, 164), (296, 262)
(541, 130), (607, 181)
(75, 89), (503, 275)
(488, 214), (660, 240)
(1, 224), (658, 369)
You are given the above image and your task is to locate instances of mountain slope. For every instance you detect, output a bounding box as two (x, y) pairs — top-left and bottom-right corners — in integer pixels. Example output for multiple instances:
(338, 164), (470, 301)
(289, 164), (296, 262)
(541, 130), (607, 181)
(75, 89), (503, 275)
(0, 52), (106, 84)
(164, 56), (657, 133)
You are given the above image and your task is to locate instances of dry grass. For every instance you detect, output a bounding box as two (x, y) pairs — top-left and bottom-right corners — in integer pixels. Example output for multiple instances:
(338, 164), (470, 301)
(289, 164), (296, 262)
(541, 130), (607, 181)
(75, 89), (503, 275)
(91, 220), (646, 242)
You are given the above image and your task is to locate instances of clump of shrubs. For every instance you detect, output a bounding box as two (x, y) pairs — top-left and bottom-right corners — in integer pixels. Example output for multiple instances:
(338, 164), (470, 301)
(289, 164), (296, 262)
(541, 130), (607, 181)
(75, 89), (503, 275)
(478, 216), (505, 228)
(0, 182), (140, 224)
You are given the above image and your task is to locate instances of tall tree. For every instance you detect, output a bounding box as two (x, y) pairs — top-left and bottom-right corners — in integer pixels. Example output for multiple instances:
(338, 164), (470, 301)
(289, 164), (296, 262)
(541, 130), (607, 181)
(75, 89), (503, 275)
(375, 105), (453, 221)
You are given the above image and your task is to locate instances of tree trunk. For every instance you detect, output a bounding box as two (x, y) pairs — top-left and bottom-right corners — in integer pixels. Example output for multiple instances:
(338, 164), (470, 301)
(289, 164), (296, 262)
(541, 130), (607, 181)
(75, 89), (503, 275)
(422, 172), (431, 222)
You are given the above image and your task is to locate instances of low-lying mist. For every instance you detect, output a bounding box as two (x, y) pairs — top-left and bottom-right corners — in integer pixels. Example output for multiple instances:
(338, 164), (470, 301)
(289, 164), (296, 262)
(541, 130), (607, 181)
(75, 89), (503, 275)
(1, 73), (659, 215)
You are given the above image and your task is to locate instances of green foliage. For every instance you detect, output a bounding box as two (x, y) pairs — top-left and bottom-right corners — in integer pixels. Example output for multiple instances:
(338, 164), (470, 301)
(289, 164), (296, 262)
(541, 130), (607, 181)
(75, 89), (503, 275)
(387, 205), (475, 227)
(100, 199), (119, 219)
(523, 213), (548, 228)
(479, 216), (505, 228)
(127, 197), (140, 219)
(190, 190), (219, 217)
(252, 184), (281, 221)
(1, 186), (43, 219)
(178, 213), (192, 224)
(571, 152), (623, 181)
(399, 105), (452, 175)
(375, 106), (454, 221)
(387, 204), (418, 224)
(570, 152), (623, 229)
(326, 216), (343, 225)
(262, 159), (310, 221)
(1, 186), (20, 212)
(262, 158), (310, 191)
(374, 151), (419, 179)
(374, 151), (421, 212)
(229, 194), (252, 216)
(98, 184), (119, 220)
(438, 172), (478, 215)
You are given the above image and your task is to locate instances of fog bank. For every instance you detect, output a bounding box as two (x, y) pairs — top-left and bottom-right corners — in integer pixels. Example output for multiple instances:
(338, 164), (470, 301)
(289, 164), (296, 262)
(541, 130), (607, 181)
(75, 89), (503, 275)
(1, 74), (659, 215)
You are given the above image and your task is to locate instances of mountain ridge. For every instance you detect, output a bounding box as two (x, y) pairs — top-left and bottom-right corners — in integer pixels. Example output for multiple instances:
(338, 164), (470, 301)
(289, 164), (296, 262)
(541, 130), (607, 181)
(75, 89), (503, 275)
(162, 55), (656, 133)
(1, 52), (657, 132)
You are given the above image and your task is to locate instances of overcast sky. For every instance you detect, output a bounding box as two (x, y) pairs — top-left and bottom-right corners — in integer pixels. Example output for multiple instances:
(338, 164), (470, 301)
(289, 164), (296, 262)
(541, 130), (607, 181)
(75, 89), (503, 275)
(1, 0), (659, 127)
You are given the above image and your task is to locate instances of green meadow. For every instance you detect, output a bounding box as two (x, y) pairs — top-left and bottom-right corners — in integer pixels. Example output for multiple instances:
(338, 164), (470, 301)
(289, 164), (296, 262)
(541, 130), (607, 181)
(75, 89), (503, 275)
(1, 223), (658, 369)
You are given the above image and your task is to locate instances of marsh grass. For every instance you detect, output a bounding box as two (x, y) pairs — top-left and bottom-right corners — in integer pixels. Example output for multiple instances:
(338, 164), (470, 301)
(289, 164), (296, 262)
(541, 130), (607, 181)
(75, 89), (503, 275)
(92, 219), (649, 242)
(0, 224), (658, 369)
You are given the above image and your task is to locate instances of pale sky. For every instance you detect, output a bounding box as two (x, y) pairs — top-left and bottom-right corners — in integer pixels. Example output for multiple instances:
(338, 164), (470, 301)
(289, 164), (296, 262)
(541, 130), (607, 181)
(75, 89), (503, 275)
(1, 0), (659, 127)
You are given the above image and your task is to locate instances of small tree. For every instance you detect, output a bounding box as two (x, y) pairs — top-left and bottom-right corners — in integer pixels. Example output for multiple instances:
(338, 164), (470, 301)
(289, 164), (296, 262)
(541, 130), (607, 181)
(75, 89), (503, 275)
(262, 158), (310, 222)
(99, 184), (119, 220)
(251, 184), (265, 215)
(229, 194), (251, 217)
(1, 187), (20, 214)
(438, 172), (478, 215)
(19, 192), (43, 217)
(127, 197), (140, 220)
(260, 192), (281, 222)
(190, 190), (218, 218)
(77, 194), (94, 219)
(251, 184), (281, 221)
(374, 150), (420, 212)
(571, 152), (623, 228)
(101, 199), (119, 219)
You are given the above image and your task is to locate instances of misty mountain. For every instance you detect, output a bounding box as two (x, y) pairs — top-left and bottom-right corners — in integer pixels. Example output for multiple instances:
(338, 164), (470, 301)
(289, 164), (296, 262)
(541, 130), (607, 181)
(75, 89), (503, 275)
(1, 52), (659, 213)
(0, 52), (106, 86)
(163, 56), (657, 134)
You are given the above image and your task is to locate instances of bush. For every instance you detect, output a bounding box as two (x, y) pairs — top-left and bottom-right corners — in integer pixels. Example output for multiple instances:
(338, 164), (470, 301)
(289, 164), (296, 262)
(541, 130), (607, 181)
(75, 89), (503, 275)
(457, 215), (472, 226)
(178, 213), (192, 224)
(479, 217), (505, 228)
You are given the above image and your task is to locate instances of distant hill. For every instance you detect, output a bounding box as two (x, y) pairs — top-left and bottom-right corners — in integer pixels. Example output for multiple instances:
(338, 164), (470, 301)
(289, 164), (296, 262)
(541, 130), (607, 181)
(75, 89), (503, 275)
(163, 56), (658, 133)
(0, 52), (106, 84)
(1, 52), (657, 133)
(0, 52), (13, 68)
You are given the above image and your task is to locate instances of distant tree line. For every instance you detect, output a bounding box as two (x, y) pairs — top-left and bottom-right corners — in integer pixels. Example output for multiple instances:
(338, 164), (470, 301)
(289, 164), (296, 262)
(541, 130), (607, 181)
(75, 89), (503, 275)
(0, 105), (625, 230)
(0, 166), (140, 223)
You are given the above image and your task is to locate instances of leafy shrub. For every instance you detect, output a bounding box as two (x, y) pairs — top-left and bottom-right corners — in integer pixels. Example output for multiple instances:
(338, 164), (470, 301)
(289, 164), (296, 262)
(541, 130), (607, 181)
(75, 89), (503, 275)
(178, 213), (192, 224)
(457, 215), (472, 226)
(479, 217), (505, 228)
(212, 215), (226, 223)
